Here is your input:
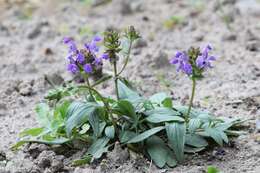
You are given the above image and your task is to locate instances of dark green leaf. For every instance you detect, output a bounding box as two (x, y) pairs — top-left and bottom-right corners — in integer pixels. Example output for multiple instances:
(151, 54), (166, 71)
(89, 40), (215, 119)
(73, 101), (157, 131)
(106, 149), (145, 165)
(105, 126), (115, 139)
(185, 134), (208, 148)
(166, 122), (186, 163)
(127, 126), (165, 144)
(184, 146), (205, 153)
(65, 102), (98, 137)
(117, 100), (137, 121)
(146, 136), (168, 168)
(117, 80), (142, 104)
(145, 107), (183, 123)
(87, 137), (110, 159)
(119, 130), (136, 143)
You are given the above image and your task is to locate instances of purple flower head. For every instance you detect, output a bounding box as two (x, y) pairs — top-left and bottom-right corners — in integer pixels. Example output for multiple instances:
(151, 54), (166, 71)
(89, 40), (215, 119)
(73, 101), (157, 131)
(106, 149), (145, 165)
(63, 37), (73, 44)
(196, 44), (216, 69)
(83, 63), (93, 74)
(68, 41), (78, 53)
(101, 53), (109, 60)
(67, 63), (79, 74)
(93, 35), (102, 42)
(93, 57), (102, 66)
(76, 52), (85, 64)
(170, 51), (193, 75)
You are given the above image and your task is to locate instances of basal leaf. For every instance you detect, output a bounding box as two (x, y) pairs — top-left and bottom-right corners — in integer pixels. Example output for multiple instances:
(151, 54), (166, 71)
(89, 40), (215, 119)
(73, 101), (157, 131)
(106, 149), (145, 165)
(185, 134), (208, 148)
(145, 107), (183, 123)
(65, 102), (98, 137)
(87, 137), (110, 159)
(117, 80), (142, 104)
(149, 92), (168, 105)
(184, 146), (205, 153)
(127, 126), (165, 144)
(35, 103), (51, 129)
(116, 100), (137, 122)
(166, 122), (186, 163)
(188, 118), (201, 133)
(205, 128), (226, 146)
(146, 136), (168, 168)
(119, 130), (136, 143)
(105, 125), (115, 139)
(19, 127), (44, 137)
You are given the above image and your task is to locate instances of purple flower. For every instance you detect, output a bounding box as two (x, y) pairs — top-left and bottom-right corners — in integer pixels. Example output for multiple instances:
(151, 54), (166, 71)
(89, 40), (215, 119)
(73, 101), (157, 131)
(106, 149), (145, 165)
(63, 37), (73, 44)
(67, 63), (79, 74)
(68, 41), (78, 53)
(93, 57), (102, 66)
(196, 45), (216, 69)
(101, 53), (109, 60)
(76, 52), (85, 64)
(170, 51), (193, 75)
(93, 35), (102, 42)
(83, 63), (93, 73)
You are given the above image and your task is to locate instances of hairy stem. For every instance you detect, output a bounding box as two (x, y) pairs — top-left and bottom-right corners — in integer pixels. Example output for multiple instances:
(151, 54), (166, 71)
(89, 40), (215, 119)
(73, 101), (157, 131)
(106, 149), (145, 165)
(186, 78), (196, 121)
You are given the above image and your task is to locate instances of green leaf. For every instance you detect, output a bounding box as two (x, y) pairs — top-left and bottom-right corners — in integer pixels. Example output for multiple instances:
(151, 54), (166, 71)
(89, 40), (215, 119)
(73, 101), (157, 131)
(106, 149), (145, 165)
(117, 80), (142, 104)
(105, 126), (115, 139)
(146, 136), (168, 168)
(35, 103), (51, 129)
(116, 100), (137, 121)
(79, 124), (90, 134)
(207, 166), (220, 173)
(89, 108), (101, 138)
(188, 118), (201, 133)
(11, 137), (70, 150)
(184, 146), (205, 153)
(119, 130), (136, 143)
(205, 128), (228, 146)
(65, 102), (98, 137)
(145, 107), (183, 123)
(19, 127), (44, 137)
(174, 105), (202, 118)
(87, 137), (110, 159)
(185, 134), (208, 148)
(149, 92), (168, 104)
(162, 98), (173, 108)
(127, 126), (165, 144)
(166, 122), (186, 163)
(72, 155), (92, 166)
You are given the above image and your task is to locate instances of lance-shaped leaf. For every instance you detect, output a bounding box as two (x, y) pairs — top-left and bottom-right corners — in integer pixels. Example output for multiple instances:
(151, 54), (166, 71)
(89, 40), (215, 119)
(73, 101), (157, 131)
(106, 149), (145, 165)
(117, 80), (142, 104)
(87, 137), (110, 159)
(65, 102), (98, 137)
(127, 126), (165, 144)
(166, 122), (186, 163)
(185, 134), (208, 148)
(145, 107), (183, 123)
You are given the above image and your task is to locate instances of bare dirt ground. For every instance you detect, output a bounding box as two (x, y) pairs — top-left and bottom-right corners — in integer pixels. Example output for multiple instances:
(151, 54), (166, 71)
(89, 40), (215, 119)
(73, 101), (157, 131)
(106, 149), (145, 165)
(0, 0), (260, 172)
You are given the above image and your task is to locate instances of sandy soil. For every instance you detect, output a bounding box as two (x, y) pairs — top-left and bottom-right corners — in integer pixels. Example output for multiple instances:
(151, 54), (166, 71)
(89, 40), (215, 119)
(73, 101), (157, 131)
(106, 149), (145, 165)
(0, 0), (260, 172)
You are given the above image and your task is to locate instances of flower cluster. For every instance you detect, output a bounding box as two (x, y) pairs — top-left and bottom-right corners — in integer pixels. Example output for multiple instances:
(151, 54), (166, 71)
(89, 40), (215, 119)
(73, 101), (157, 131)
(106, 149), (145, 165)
(170, 44), (216, 76)
(63, 36), (109, 75)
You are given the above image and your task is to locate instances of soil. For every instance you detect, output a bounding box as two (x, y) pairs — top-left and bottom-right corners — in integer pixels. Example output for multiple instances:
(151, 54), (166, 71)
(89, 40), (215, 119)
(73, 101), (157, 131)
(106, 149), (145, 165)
(0, 0), (260, 172)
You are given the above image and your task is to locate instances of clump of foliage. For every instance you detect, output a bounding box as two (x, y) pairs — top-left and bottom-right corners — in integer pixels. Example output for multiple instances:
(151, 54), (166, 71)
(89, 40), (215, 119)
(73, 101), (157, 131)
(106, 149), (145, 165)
(13, 26), (243, 168)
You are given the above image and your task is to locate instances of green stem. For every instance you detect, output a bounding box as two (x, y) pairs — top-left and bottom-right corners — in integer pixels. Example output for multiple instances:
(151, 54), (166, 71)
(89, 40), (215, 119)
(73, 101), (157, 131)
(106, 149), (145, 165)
(186, 78), (196, 121)
(84, 75), (94, 100)
(117, 40), (133, 76)
(113, 61), (119, 100)
(78, 85), (116, 127)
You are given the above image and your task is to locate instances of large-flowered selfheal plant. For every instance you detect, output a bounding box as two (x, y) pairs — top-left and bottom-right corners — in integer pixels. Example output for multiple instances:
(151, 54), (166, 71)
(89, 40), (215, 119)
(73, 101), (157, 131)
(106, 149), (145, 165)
(13, 27), (243, 168)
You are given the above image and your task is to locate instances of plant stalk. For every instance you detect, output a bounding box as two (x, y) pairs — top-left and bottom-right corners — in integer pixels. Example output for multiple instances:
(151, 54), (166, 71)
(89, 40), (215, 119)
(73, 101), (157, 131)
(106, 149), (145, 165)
(117, 40), (133, 76)
(85, 75), (94, 100)
(186, 78), (196, 121)
(113, 61), (119, 100)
